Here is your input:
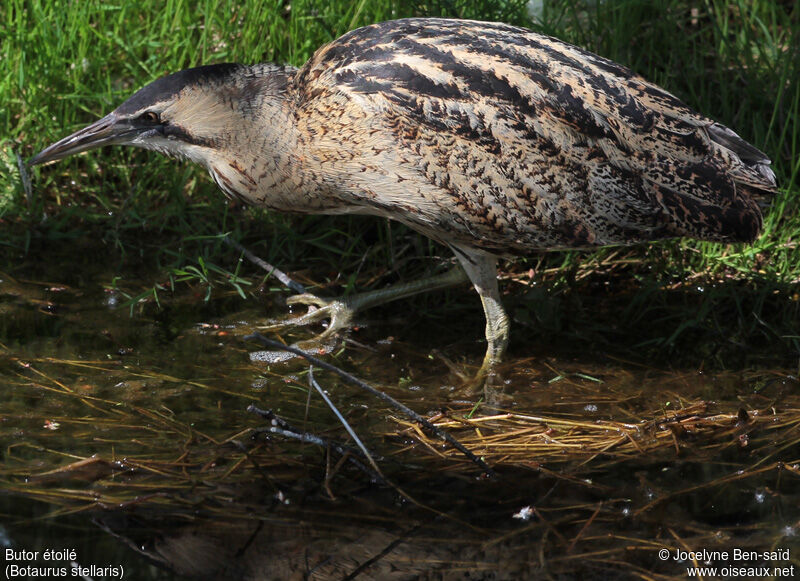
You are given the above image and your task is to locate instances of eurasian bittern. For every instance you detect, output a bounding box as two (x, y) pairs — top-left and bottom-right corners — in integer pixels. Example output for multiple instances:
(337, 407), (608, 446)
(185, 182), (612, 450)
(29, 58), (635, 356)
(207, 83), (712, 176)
(30, 18), (776, 377)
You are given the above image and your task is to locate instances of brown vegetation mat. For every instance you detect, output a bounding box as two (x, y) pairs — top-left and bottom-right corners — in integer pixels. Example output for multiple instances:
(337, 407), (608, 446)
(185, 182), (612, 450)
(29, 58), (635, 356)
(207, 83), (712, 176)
(391, 400), (800, 471)
(2, 354), (799, 578)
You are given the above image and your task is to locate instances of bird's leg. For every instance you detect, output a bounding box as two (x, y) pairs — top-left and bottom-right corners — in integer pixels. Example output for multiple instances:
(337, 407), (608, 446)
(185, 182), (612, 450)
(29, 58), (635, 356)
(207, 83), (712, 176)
(264, 266), (470, 346)
(453, 249), (510, 383)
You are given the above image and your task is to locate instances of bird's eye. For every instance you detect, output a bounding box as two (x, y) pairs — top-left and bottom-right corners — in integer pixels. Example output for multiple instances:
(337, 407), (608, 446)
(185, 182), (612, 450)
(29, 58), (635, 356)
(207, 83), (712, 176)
(140, 111), (160, 124)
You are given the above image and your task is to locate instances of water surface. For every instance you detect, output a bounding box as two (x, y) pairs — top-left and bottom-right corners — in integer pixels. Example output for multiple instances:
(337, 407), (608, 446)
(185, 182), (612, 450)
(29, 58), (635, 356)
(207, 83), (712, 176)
(1, 242), (799, 580)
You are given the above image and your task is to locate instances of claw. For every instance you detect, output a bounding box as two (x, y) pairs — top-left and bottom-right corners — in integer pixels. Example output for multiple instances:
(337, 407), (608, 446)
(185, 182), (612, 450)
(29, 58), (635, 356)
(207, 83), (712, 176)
(255, 293), (357, 358)
(249, 293), (356, 364)
(285, 293), (332, 310)
(282, 293), (355, 338)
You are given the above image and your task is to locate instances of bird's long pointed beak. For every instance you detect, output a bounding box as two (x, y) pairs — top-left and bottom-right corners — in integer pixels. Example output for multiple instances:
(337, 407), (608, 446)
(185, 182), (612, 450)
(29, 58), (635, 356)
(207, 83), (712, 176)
(28, 113), (127, 167)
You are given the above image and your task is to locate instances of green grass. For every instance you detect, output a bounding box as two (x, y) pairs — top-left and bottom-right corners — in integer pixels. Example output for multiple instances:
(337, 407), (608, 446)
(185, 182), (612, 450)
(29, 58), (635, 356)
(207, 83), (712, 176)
(1, 0), (798, 368)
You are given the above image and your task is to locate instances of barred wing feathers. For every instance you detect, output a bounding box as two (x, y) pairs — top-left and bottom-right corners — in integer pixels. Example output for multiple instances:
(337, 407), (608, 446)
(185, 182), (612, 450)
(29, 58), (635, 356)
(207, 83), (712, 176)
(296, 18), (775, 252)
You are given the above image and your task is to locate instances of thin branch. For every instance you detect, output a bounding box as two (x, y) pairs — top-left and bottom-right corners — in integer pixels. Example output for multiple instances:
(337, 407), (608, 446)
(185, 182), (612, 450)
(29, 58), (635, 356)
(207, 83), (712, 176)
(223, 236), (305, 293)
(308, 365), (384, 478)
(247, 405), (384, 483)
(244, 333), (495, 477)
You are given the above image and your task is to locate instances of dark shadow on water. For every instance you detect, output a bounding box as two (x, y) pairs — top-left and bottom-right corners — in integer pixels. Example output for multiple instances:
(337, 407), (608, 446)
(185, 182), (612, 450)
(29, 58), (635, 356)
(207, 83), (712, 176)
(2, 243), (800, 579)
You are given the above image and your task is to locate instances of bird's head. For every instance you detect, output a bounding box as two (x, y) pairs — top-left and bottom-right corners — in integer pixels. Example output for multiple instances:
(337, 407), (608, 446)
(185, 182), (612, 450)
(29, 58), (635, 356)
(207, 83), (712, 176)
(30, 63), (288, 168)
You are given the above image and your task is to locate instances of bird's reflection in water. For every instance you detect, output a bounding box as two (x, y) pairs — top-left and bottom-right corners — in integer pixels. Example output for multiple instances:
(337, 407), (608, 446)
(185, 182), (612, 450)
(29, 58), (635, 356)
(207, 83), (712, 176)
(95, 472), (562, 581)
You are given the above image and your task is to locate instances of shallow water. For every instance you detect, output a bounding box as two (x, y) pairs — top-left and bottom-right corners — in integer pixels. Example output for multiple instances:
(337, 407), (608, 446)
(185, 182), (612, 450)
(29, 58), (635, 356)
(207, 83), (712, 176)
(1, 246), (799, 580)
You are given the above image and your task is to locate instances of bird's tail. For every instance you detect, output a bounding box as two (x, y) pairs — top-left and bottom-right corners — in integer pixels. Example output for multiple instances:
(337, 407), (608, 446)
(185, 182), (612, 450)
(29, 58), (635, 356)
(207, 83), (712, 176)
(707, 123), (777, 206)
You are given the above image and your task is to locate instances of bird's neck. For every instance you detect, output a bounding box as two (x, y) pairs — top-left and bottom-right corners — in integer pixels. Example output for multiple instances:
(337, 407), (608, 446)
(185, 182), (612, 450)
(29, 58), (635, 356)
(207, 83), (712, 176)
(200, 65), (372, 215)
(200, 66), (310, 210)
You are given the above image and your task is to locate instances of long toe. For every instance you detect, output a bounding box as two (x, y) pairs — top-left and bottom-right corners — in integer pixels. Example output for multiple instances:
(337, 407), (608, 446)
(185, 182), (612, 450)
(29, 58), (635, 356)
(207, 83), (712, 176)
(254, 293), (358, 357)
(282, 294), (356, 335)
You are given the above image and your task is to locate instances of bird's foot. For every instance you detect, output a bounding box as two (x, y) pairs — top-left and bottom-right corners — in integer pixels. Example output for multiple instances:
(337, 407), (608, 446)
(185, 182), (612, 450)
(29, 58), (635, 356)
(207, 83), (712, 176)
(252, 293), (357, 361)
(282, 293), (356, 338)
(432, 349), (512, 405)
(254, 268), (470, 362)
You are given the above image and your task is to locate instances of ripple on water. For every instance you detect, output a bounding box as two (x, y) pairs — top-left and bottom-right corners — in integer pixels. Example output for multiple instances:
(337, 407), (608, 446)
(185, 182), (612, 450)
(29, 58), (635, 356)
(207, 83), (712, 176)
(249, 349), (297, 364)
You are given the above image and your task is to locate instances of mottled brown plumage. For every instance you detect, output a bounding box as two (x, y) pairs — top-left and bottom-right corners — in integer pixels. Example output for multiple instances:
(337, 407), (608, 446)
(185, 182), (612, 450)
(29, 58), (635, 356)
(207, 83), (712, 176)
(30, 18), (777, 376)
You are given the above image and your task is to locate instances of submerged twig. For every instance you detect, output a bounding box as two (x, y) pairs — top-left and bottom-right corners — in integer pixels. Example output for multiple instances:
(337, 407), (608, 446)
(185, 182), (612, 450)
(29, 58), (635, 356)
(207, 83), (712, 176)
(246, 404), (384, 483)
(308, 365), (384, 478)
(244, 333), (495, 477)
(341, 523), (425, 581)
(223, 236), (306, 293)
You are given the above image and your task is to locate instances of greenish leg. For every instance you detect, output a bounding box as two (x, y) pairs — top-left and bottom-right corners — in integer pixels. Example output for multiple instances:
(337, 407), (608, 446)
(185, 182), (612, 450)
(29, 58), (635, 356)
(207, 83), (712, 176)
(453, 249), (510, 382)
(263, 266), (470, 342)
(264, 248), (511, 388)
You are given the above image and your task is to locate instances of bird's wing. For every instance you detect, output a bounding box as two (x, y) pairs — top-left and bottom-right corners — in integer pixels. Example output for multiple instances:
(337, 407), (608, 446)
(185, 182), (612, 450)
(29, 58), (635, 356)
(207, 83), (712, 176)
(295, 19), (776, 247)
